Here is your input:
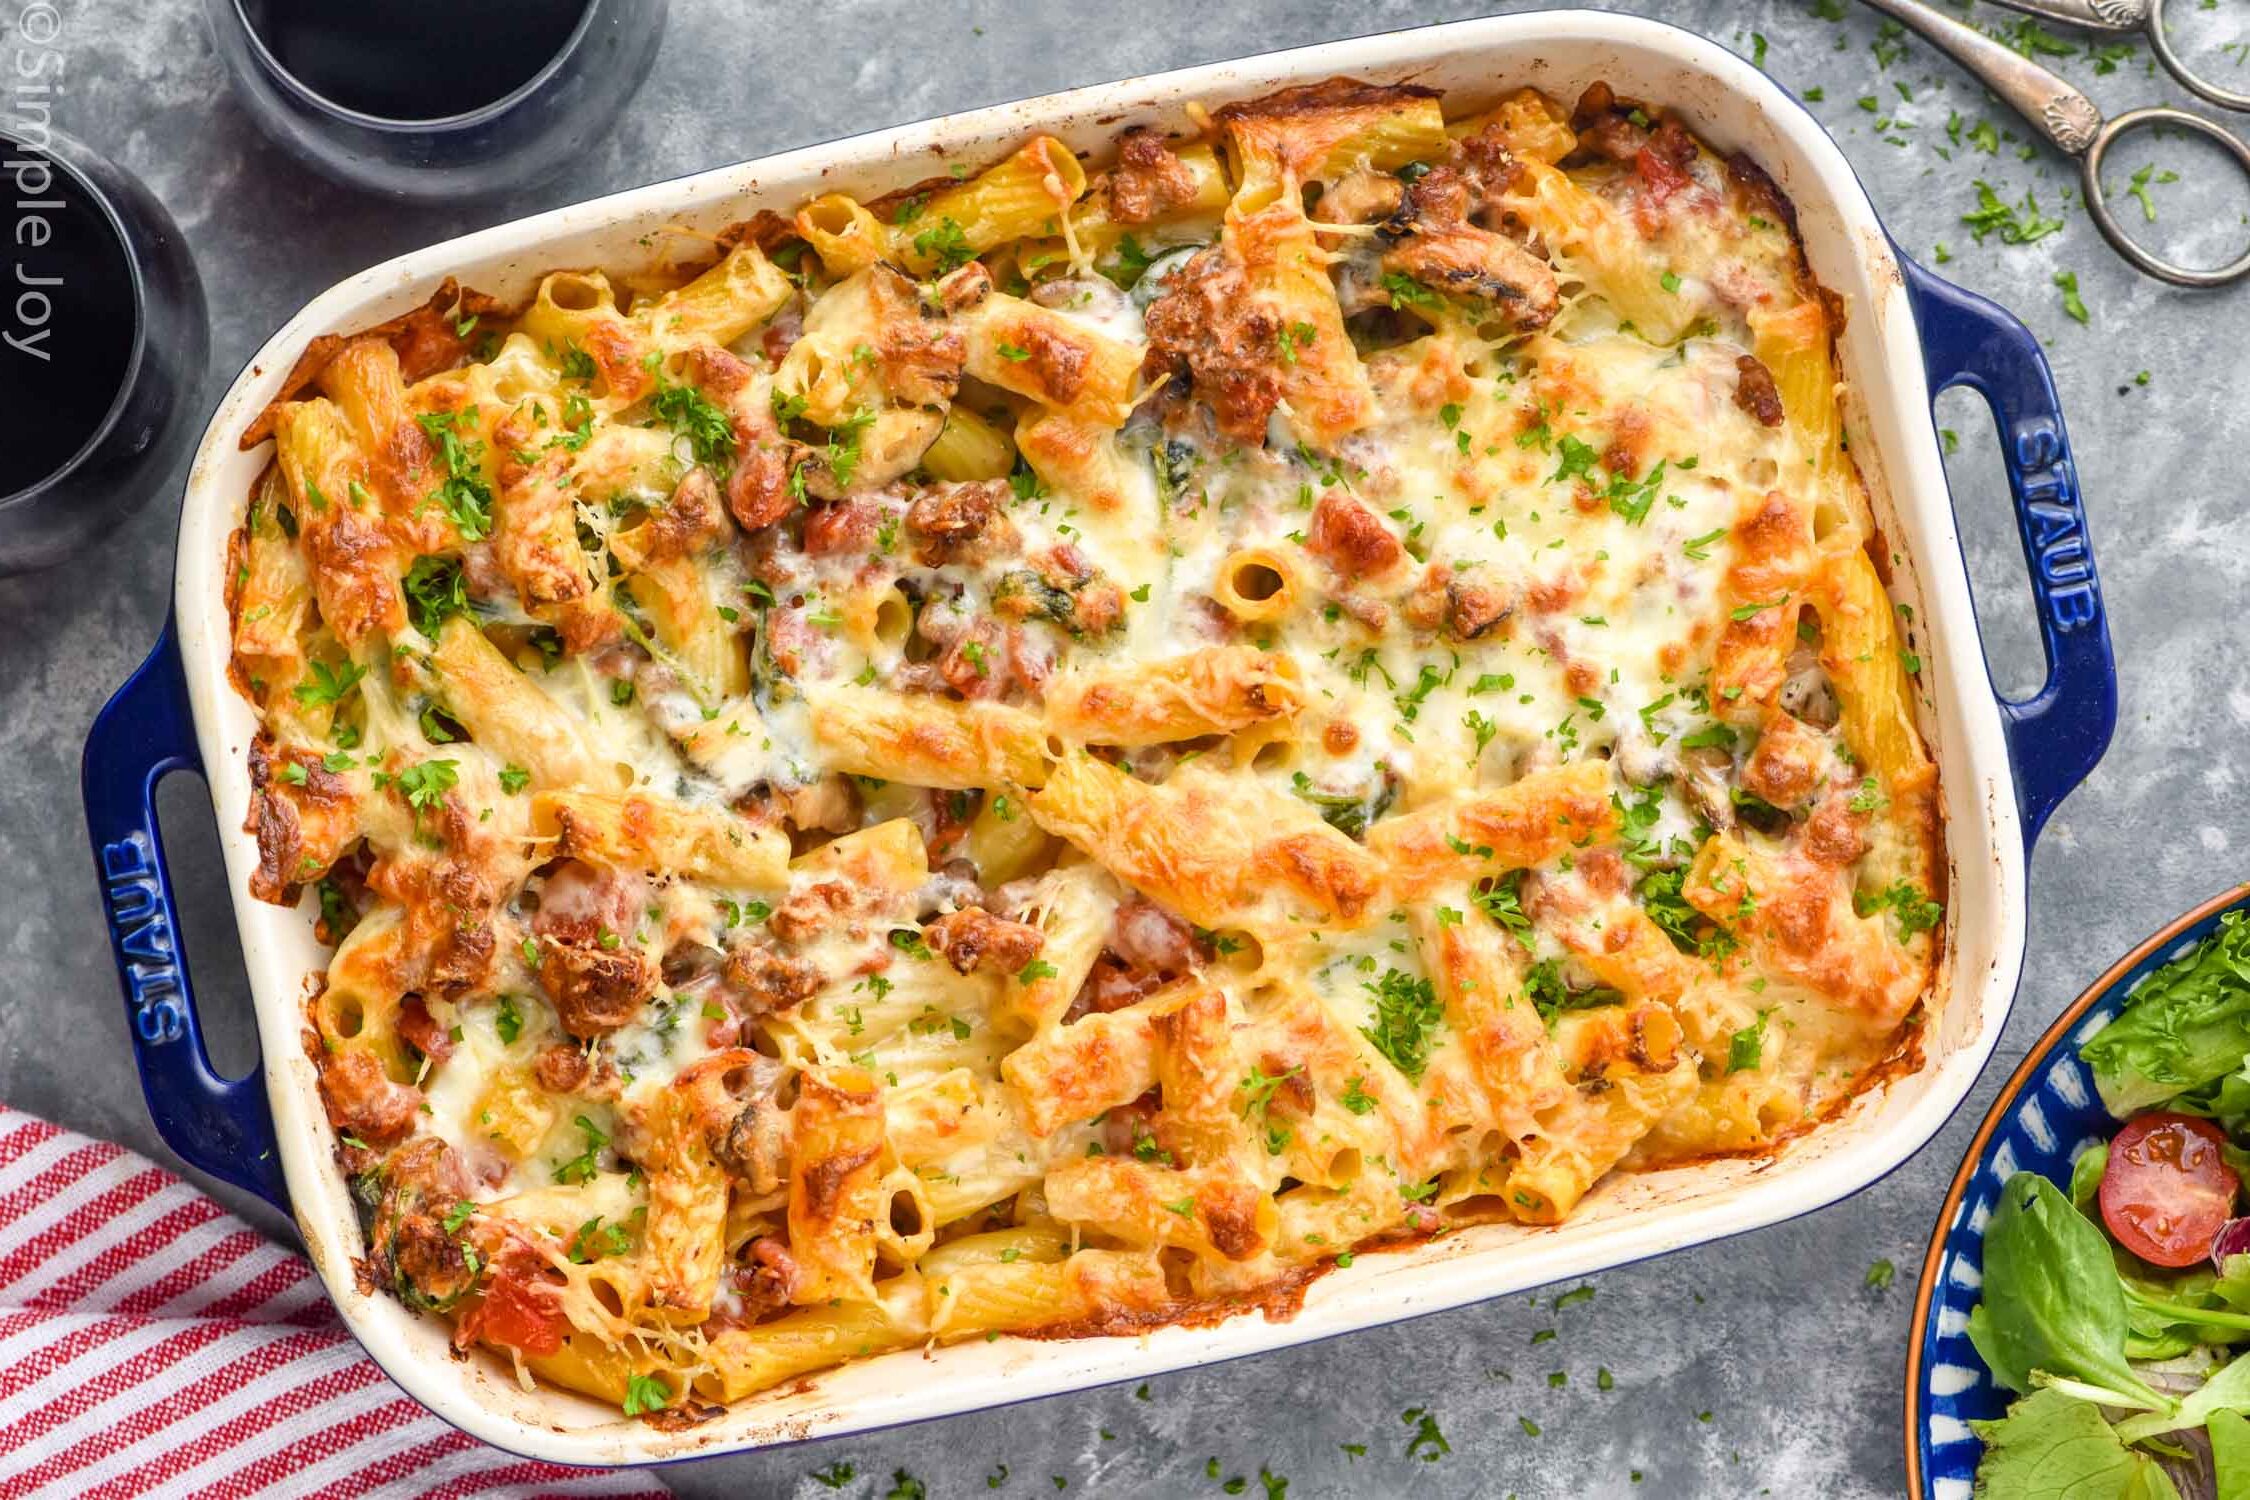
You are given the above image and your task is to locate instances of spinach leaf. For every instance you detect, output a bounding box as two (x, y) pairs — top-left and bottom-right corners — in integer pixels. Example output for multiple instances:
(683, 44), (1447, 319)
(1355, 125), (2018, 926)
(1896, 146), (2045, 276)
(1967, 1173), (2171, 1412)
(2082, 912), (2250, 1116)
(1970, 1388), (2183, 1500)
(2071, 1143), (2110, 1216)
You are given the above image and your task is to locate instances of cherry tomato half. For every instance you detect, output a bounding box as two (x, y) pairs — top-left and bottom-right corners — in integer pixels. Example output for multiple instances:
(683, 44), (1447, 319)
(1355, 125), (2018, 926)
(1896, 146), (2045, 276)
(462, 1268), (568, 1357)
(2099, 1111), (2241, 1268)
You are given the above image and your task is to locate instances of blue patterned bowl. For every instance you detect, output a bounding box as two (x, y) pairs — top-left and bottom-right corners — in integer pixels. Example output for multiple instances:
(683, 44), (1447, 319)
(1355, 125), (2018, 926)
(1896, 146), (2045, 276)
(1908, 882), (2250, 1497)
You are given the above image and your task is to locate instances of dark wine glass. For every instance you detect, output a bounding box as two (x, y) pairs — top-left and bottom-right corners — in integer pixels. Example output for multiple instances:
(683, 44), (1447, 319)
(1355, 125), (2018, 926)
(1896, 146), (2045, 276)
(203, 0), (669, 200)
(0, 125), (209, 577)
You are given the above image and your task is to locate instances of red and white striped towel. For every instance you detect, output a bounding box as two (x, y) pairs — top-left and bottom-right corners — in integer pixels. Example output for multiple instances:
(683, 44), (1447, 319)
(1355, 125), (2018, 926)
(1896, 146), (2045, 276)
(0, 1105), (669, 1499)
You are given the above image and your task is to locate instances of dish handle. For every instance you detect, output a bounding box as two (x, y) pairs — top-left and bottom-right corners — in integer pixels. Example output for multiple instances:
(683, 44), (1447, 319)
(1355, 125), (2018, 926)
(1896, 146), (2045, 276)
(80, 621), (289, 1210)
(1901, 254), (2117, 852)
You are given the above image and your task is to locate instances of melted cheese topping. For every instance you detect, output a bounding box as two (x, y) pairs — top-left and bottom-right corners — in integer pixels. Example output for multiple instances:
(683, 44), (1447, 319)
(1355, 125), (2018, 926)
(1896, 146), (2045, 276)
(231, 79), (1942, 1414)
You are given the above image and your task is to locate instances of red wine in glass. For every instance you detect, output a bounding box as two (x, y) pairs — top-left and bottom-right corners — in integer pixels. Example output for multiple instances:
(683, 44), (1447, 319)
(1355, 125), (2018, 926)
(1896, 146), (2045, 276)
(208, 0), (668, 198)
(232, 0), (590, 123)
(0, 127), (207, 575)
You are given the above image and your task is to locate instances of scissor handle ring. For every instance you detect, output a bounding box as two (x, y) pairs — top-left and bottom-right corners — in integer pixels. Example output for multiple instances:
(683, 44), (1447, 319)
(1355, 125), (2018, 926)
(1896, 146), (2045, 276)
(2082, 105), (2250, 288)
(2148, 0), (2250, 113)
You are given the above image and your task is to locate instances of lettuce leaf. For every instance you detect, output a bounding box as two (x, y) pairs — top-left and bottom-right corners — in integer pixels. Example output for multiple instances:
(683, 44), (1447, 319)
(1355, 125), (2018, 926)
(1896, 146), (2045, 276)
(2082, 912), (2250, 1116)
(1971, 1389), (2183, 1499)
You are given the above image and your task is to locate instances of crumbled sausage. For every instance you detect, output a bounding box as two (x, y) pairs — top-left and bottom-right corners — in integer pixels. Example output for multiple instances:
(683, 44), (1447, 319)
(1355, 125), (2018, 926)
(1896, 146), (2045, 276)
(722, 943), (822, 1016)
(1140, 247), (1287, 443)
(317, 1047), (421, 1145)
(683, 345), (798, 533)
(906, 479), (1013, 564)
(1803, 792), (1872, 867)
(534, 1042), (590, 1094)
(729, 1237), (801, 1320)
(869, 265), (966, 407)
(925, 906), (1046, 975)
(533, 860), (647, 948)
(1569, 82), (1649, 163)
(1108, 127), (1202, 224)
(397, 996), (453, 1063)
(1404, 562), (1512, 640)
(1734, 355), (1786, 427)
(1740, 714), (1828, 810)
(538, 942), (656, 1038)
(1306, 491), (1404, 579)
(769, 881), (856, 945)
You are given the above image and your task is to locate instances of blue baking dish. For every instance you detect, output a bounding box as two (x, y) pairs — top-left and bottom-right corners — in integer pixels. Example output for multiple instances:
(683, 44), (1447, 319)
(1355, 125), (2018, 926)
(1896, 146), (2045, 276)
(75, 10), (2121, 1466)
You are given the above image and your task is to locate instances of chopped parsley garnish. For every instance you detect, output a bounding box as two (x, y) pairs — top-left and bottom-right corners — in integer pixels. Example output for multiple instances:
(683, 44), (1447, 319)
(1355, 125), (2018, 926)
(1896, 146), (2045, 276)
(1678, 722), (1738, 752)
(402, 554), (468, 637)
(293, 658), (366, 708)
(568, 1213), (635, 1263)
(2053, 269), (2090, 326)
(414, 407), (495, 541)
(392, 759), (458, 811)
(552, 1114), (608, 1185)
(1547, 433), (1601, 487)
(1727, 1009), (1771, 1073)
(1962, 180), (2063, 246)
(912, 216), (976, 274)
(1604, 458), (1668, 525)
(1359, 967), (1444, 1080)
(1237, 1063), (1302, 1157)
(1853, 881), (1942, 938)
(1104, 233), (1153, 288)
(498, 765), (531, 795)
(621, 1372), (669, 1416)
(823, 406), (877, 489)
(651, 379), (737, 472)
(1340, 1075), (1378, 1115)
(1471, 871), (1534, 947)
(1402, 1406), (1452, 1462)
(1524, 959), (1624, 1024)
(493, 995), (522, 1044)
(1381, 271), (1443, 312)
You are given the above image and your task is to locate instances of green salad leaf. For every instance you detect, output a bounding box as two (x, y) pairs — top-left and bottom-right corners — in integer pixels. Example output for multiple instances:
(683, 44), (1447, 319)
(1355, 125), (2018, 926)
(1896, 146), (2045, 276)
(2070, 1143), (2109, 1216)
(1967, 1173), (2171, 1413)
(2210, 1407), (2250, 1500)
(2117, 1349), (2250, 1444)
(2081, 912), (2250, 1116)
(1970, 1389), (2182, 1500)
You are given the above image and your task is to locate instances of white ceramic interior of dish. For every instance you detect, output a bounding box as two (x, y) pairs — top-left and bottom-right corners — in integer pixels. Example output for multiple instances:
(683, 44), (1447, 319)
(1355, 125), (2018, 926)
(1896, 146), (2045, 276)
(168, 10), (2022, 1463)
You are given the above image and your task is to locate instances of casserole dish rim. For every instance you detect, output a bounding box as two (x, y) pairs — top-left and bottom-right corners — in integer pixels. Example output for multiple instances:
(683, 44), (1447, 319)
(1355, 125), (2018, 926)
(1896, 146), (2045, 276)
(121, 8), (2100, 1464)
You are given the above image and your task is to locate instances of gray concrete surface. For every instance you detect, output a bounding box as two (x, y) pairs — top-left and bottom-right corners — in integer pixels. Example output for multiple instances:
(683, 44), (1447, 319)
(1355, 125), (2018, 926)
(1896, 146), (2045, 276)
(7, 0), (2249, 1493)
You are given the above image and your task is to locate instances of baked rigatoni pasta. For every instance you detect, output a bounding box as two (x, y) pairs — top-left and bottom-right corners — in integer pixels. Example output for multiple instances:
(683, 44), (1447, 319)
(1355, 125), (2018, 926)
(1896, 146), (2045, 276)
(227, 76), (1943, 1421)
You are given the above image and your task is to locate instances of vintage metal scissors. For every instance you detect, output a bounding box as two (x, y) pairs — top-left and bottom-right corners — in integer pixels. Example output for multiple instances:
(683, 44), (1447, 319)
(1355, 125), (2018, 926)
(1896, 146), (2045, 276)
(1857, 0), (2250, 286)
